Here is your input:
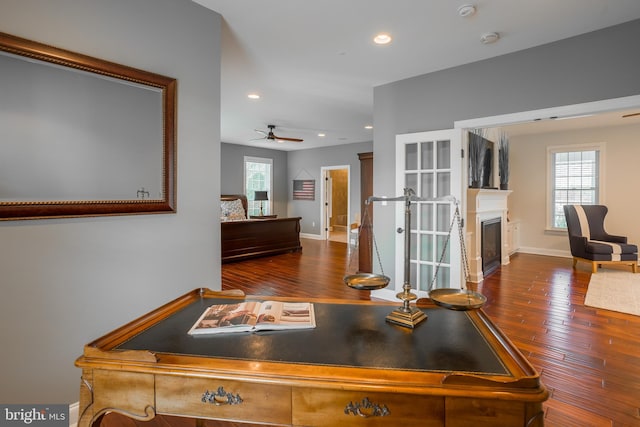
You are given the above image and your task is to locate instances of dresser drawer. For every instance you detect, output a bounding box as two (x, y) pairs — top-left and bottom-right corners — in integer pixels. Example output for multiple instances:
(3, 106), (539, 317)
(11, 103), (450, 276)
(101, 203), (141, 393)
(292, 387), (444, 427)
(156, 375), (291, 424)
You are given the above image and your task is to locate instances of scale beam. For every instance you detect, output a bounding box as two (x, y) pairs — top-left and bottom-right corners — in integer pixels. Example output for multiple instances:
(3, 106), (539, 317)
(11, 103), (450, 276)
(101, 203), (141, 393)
(366, 194), (458, 205)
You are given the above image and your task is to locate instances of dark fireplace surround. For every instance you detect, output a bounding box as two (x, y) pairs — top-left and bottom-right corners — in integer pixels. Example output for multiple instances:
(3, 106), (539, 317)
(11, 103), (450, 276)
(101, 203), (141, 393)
(481, 217), (502, 276)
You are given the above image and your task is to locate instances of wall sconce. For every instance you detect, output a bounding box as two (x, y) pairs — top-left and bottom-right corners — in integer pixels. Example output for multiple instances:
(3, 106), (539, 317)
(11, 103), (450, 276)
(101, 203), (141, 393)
(254, 191), (269, 216)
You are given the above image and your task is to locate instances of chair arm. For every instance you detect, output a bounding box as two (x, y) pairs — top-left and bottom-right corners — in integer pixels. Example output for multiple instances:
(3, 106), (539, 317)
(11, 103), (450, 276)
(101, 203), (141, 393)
(568, 235), (589, 257)
(594, 233), (627, 244)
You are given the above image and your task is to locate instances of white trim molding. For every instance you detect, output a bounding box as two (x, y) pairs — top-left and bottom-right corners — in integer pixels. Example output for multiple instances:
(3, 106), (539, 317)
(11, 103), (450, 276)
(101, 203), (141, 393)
(69, 402), (79, 427)
(454, 94), (640, 130)
(300, 232), (323, 240)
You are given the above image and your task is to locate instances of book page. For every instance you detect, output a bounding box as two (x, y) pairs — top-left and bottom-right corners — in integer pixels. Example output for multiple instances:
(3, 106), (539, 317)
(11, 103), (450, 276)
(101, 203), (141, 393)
(188, 301), (261, 335)
(255, 302), (315, 330)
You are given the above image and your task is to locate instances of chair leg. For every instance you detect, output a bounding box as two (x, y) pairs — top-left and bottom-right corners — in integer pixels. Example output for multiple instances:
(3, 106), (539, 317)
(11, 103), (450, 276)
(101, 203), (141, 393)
(633, 263), (638, 274)
(572, 258), (578, 268)
(592, 262), (598, 274)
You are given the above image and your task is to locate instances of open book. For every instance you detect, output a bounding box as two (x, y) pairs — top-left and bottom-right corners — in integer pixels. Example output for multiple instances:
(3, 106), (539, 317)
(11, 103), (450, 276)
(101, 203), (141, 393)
(188, 301), (316, 335)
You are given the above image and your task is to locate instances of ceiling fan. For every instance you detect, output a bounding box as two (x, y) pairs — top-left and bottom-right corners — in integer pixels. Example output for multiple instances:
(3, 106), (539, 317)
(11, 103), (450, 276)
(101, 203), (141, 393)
(253, 125), (303, 143)
(622, 112), (640, 118)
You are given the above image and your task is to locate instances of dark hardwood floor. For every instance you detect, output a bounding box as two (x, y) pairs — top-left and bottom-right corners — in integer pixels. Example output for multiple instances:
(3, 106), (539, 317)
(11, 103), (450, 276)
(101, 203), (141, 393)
(101, 238), (640, 426)
(222, 239), (640, 427)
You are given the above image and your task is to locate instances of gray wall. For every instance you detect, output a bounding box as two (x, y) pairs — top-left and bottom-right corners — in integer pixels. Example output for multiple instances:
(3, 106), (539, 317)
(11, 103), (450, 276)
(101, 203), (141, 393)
(373, 19), (640, 281)
(0, 0), (221, 404)
(220, 143), (289, 217)
(287, 142), (373, 235)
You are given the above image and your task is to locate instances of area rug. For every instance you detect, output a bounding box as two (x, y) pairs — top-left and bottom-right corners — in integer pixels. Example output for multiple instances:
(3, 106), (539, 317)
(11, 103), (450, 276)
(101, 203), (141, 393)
(584, 270), (640, 316)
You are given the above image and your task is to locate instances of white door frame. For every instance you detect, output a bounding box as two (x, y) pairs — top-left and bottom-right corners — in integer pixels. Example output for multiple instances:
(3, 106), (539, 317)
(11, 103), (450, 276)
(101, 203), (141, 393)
(320, 165), (350, 240)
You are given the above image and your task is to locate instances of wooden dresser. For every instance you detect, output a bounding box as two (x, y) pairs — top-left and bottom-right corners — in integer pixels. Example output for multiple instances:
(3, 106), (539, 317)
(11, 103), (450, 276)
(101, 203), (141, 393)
(76, 289), (548, 427)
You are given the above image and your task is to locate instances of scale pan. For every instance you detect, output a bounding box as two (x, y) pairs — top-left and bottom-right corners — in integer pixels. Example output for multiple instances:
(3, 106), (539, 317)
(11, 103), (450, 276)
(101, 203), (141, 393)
(344, 273), (390, 290)
(429, 289), (486, 311)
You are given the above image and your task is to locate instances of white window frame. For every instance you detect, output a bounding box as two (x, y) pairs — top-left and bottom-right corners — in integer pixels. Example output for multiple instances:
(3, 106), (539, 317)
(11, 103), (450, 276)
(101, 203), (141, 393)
(243, 156), (273, 216)
(546, 143), (606, 231)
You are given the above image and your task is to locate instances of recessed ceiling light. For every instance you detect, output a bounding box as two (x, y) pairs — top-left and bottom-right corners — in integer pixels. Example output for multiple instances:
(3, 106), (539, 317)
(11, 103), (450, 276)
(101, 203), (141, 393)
(247, 93), (260, 99)
(373, 33), (392, 45)
(364, 125), (373, 130)
(480, 32), (500, 44)
(457, 4), (476, 18)
(318, 133), (326, 137)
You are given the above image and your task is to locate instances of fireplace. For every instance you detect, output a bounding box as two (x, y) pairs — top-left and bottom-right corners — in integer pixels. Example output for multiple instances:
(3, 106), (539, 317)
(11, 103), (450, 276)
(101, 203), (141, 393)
(466, 188), (511, 282)
(481, 217), (502, 276)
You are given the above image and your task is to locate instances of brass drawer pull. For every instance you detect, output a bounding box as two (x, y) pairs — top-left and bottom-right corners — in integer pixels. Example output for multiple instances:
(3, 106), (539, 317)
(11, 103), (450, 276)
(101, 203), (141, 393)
(344, 398), (390, 418)
(202, 387), (243, 406)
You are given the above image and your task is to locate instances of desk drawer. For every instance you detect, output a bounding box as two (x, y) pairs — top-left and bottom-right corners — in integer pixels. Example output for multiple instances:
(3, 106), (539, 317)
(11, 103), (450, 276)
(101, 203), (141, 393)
(292, 387), (444, 427)
(156, 375), (291, 424)
(444, 397), (526, 427)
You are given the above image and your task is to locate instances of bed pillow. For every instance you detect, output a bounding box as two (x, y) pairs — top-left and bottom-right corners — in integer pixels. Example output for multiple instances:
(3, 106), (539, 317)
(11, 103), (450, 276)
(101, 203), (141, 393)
(221, 199), (246, 221)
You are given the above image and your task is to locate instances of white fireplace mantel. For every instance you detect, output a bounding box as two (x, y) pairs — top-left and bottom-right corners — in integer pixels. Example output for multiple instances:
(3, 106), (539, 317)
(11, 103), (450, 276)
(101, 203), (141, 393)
(466, 189), (512, 282)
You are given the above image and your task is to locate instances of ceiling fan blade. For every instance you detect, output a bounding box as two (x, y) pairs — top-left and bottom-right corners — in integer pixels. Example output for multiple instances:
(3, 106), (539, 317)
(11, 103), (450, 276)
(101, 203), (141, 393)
(272, 134), (303, 142)
(254, 129), (268, 136)
(622, 112), (640, 118)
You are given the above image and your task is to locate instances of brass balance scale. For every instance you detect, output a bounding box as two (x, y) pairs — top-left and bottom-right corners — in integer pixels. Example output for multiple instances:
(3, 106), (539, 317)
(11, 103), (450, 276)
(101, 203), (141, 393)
(344, 188), (486, 328)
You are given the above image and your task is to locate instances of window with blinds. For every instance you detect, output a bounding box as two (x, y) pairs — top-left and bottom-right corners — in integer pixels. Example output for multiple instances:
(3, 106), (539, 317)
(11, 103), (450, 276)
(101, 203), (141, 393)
(244, 156), (273, 216)
(549, 145), (603, 229)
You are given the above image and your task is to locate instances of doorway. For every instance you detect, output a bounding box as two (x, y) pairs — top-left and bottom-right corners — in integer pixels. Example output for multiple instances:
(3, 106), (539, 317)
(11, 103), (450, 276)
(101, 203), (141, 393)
(321, 166), (350, 243)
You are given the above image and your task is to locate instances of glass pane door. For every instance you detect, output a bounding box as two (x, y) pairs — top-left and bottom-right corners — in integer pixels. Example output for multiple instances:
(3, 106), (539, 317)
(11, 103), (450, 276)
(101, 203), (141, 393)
(395, 130), (462, 298)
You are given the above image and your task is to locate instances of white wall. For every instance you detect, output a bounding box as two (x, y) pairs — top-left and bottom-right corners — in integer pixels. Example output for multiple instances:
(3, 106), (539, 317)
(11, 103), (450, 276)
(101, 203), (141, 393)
(0, 0), (221, 403)
(509, 122), (640, 256)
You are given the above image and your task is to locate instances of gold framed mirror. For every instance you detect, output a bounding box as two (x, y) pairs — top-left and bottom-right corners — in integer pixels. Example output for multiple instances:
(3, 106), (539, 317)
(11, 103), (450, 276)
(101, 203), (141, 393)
(0, 31), (176, 220)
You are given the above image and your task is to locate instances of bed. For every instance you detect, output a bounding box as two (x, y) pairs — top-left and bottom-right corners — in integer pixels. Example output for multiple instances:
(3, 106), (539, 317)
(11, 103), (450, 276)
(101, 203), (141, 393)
(220, 194), (302, 263)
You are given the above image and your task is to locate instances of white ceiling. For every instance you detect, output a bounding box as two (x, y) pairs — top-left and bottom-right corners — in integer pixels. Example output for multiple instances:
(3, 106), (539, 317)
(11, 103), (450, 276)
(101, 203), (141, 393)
(193, 0), (640, 150)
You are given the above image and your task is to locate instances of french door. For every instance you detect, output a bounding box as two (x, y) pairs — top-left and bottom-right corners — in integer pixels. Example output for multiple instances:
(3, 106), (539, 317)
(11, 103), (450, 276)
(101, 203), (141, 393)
(393, 129), (463, 298)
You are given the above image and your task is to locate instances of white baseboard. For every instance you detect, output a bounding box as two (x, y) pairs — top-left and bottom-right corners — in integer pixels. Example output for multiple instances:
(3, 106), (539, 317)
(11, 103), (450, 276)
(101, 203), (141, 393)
(300, 232), (323, 240)
(69, 402), (78, 427)
(517, 247), (572, 258)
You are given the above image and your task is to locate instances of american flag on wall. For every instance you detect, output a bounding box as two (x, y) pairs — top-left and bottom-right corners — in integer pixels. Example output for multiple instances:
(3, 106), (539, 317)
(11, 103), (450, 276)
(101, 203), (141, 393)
(293, 179), (315, 200)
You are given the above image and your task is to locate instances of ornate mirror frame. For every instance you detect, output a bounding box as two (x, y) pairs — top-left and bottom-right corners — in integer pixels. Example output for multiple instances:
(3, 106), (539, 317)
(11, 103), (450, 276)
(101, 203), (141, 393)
(0, 31), (176, 220)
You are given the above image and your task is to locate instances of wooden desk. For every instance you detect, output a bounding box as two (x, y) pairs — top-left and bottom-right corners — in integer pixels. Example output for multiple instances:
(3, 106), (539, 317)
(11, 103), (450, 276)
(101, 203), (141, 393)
(75, 289), (548, 427)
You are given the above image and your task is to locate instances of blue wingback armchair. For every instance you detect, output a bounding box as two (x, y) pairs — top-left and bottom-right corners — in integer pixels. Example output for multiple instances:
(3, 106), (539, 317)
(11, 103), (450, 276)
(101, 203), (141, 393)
(563, 205), (637, 273)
